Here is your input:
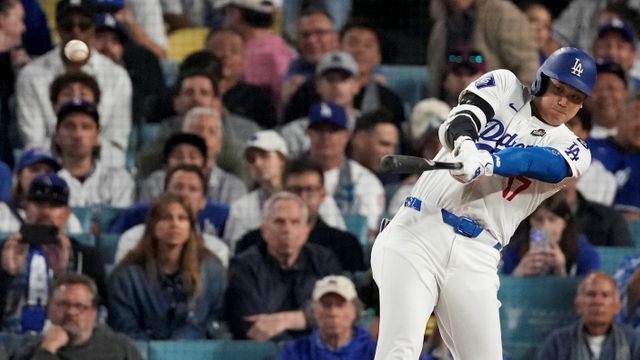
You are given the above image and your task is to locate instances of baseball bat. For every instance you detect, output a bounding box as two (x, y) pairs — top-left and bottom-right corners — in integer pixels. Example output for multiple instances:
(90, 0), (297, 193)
(380, 155), (463, 174)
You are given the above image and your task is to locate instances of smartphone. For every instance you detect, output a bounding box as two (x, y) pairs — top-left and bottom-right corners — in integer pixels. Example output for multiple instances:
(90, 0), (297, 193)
(20, 224), (59, 247)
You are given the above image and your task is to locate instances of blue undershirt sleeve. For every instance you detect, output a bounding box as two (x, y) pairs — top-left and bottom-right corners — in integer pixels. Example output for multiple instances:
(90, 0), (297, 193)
(491, 146), (570, 183)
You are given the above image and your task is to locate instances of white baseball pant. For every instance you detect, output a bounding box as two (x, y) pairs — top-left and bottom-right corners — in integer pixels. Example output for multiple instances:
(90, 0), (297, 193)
(371, 204), (503, 360)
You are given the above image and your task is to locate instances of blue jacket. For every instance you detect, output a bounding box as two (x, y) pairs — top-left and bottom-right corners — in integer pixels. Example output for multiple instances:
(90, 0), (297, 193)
(107, 255), (226, 340)
(277, 326), (377, 360)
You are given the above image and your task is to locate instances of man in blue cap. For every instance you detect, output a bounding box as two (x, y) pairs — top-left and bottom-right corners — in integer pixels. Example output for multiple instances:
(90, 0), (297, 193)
(0, 173), (106, 333)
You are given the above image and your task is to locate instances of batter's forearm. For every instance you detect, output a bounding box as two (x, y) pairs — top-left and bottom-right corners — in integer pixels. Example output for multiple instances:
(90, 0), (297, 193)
(491, 146), (570, 183)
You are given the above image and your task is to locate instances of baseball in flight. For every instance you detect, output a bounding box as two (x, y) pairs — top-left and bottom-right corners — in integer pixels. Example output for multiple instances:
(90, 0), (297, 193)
(64, 40), (90, 62)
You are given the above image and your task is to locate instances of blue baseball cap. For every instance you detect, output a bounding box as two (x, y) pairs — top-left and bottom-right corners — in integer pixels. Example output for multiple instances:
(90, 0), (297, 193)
(56, 98), (100, 127)
(96, 13), (128, 43)
(16, 149), (62, 174)
(308, 102), (348, 130)
(598, 18), (636, 46)
(27, 174), (70, 206)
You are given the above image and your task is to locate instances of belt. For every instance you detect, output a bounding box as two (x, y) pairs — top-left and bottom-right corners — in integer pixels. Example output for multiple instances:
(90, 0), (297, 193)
(403, 197), (502, 251)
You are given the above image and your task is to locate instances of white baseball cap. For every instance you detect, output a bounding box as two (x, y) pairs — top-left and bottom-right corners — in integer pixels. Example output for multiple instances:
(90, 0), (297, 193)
(312, 275), (358, 301)
(316, 51), (359, 77)
(245, 130), (288, 157)
(215, 0), (277, 13)
(410, 99), (451, 141)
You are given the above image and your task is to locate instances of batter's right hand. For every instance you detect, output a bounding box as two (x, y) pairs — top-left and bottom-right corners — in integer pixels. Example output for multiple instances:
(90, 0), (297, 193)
(449, 137), (494, 183)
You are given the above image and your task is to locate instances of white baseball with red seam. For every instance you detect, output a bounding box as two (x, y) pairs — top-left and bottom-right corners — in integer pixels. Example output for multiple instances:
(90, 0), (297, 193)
(64, 40), (89, 62)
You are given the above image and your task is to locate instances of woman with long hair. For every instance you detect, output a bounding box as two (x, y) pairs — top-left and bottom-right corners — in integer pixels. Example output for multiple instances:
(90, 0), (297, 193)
(501, 194), (600, 276)
(107, 193), (227, 339)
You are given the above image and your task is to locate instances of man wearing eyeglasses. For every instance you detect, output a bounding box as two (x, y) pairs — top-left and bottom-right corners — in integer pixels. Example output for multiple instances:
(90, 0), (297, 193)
(15, 0), (132, 169)
(13, 273), (141, 360)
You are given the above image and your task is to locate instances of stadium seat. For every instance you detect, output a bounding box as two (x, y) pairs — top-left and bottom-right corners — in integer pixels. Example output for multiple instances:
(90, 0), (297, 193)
(499, 276), (581, 360)
(72, 232), (95, 247)
(628, 220), (640, 248)
(378, 65), (430, 119)
(596, 246), (640, 275)
(160, 60), (180, 87)
(71, 207), (92, 234)
(343, 213), (369, 245)
(167, 27), (209, 62)
(98, 233), (121, 265)
(135, 340), (149, 360)
(95, 207), (125, 235)
(147, 340), (278, 360)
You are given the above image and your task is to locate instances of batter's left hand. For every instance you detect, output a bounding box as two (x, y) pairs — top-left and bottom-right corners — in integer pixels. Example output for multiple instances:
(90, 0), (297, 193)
(449, 137), (494, 183)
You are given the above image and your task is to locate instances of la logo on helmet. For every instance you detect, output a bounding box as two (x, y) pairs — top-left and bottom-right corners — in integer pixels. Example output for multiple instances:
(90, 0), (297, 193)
(570, 58), (583, 77)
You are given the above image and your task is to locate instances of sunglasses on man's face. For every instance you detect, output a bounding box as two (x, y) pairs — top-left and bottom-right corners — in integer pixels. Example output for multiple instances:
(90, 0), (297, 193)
(447, 51), (484, 65)
(58, 17), (94, 32)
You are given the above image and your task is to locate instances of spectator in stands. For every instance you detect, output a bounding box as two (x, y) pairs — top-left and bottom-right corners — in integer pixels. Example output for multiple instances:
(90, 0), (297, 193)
(205, 28), (276, 128)
(588, 96), (640, 220)
(223, 130), (288, 250)
(387, 99), (450, 213)
(349, 109), (400, 185)
(141, 109), (247, 205)
(306, 102), (385, 235)
(523, 2), (560, 64)
(114, 164), (229, 267)
(161, 0), (224, 31)
(13, 273), (141, 360)
(282, 0), (351, 45)
(538, 272), (640, 359)
(94, 12), (164, 125)
(585, 61), (628, 139)
(54, 98), (135, 208)
(592, 18), (638, 91)
(614, 255), (640, 330)
(277, 275), (376, 360)
(440, 47), (486, 107)
(95, 0), (167, 60)
(0, 174), (106, 332)
(224, 192), (342, 341)
(236, 159), (367, 274)
(569, 107), (617, 207)
(561, 181), (633, 247)
(340, 18), (405, 123)
(0, 149), (83, 234)
(282, 7), (339, 107)
(16, 0), (132, 168)
(281, 52), (361, 157)
(0, 0), (25, 167)
(49, 71), (101, 116)
(427, 0), (538, 98)
(137, 69), (260, 179)
(217, 0), (293, 107)
(502, 194), (600, 277)
(108, 193), (227, 340)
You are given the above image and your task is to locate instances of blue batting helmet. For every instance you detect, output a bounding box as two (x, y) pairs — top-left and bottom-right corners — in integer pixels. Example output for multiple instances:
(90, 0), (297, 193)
(531, 47), (597, 97)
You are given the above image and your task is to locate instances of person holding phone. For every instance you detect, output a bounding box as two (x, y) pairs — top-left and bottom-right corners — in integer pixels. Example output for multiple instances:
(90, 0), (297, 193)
(0, 173), (106, 333)
(501, 193), (600, 277)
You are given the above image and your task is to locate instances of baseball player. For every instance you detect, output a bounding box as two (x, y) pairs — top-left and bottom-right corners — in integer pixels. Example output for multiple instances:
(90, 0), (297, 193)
(371, 47), (596, 359)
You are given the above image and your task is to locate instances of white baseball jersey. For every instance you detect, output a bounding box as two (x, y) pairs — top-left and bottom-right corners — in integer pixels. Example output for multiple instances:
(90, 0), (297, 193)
(410, 69), (591, 247)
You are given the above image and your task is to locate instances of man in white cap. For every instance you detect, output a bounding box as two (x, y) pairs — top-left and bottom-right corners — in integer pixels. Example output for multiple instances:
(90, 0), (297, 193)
(223, 130), (288, 250)
(278, 275), (377, 359)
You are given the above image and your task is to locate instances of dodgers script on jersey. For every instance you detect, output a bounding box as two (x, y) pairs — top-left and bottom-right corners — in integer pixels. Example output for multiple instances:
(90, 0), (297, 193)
(410, 69), (591, 246)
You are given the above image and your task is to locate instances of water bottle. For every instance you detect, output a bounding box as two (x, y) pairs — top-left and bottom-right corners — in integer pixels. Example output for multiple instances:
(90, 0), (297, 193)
(529, 228), (550, 252)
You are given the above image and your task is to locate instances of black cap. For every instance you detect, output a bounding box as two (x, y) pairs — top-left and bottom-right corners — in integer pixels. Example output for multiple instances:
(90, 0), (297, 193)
(163, 133), (208, 164)
(27, 173), (70, 206)
(56, 98), (100, 127)
(596, 60), (627, 83)
(56, 0), (97, 22)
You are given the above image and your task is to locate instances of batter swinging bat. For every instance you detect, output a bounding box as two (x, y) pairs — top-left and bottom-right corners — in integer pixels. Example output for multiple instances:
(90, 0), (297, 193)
(380, 155), (463, 174)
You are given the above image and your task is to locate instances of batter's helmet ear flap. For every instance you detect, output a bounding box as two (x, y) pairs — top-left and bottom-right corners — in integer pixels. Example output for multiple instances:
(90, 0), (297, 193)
(531, 72), (549, 96)
(533, 47), (597, 97)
